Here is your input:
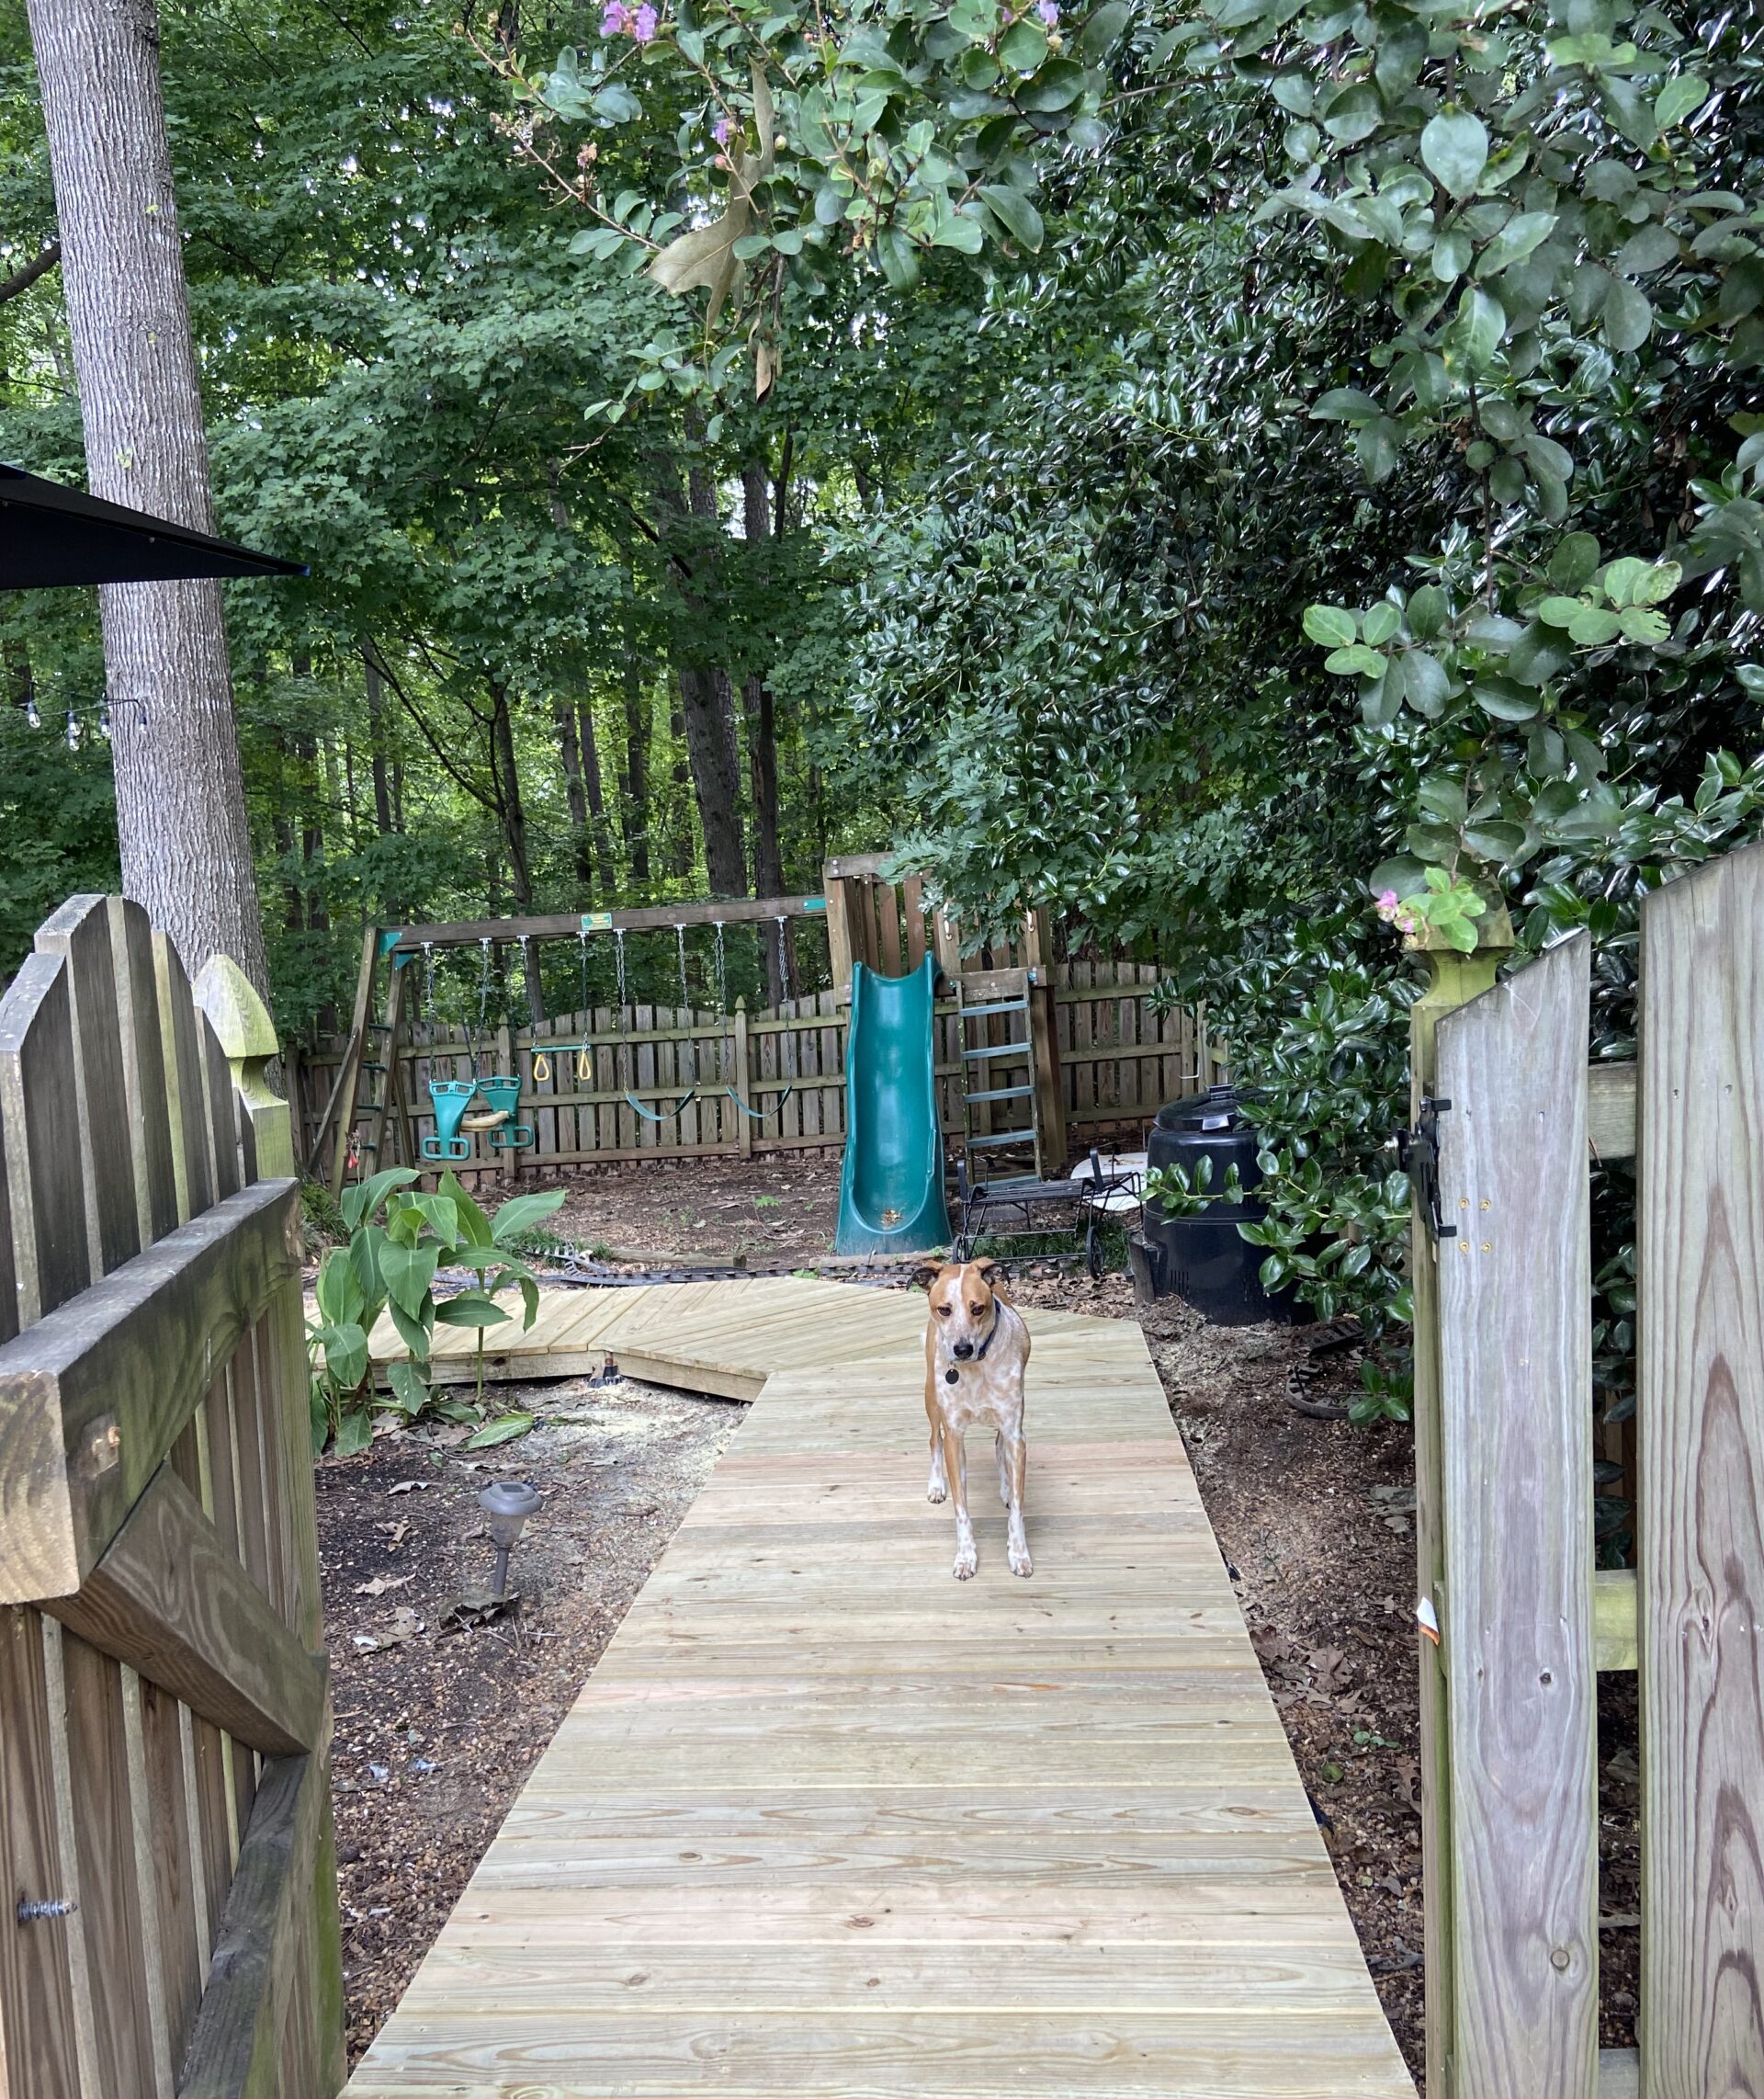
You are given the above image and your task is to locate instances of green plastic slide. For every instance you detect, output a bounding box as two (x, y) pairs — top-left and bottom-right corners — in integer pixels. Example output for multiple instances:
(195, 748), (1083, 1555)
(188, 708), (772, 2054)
(834, 955), (951, 1257)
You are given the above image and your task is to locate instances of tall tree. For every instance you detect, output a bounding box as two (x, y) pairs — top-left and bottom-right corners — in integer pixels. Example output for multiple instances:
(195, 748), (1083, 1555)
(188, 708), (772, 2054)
(26, 0), (269, 992)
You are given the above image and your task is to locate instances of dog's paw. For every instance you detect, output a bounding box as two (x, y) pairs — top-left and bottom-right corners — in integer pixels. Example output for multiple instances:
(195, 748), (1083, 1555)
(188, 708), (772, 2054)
(1009, 1544), (1034, 1579)
(926, 1481), (948, 1503)
(952, 1546), (978, 1581)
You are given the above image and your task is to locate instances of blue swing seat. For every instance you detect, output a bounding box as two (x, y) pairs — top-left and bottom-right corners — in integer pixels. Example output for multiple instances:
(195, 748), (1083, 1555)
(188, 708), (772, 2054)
(423, 1079), (476, 1162)
(477, 1074), (535, 1151)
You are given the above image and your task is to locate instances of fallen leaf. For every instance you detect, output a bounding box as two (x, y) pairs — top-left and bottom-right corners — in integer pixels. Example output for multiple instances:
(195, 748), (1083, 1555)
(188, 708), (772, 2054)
(353, 1573), (413, 1597)
(353, 1605), (426, 1651)
(1309, 1645), (1351, 1694)
(389, 1480), (431, 1495)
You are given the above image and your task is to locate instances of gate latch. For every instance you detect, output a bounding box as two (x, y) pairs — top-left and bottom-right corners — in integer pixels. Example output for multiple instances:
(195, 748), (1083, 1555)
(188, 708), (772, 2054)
(1397, 1097), (1455, 1241)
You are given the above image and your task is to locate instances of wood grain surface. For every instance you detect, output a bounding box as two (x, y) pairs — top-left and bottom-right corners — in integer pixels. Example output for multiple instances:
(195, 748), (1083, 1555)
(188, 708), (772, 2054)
(1435, 937), (1598, 2099)
(347, 1284), (1412, 2099)
(1637, 845), (1764, 2099)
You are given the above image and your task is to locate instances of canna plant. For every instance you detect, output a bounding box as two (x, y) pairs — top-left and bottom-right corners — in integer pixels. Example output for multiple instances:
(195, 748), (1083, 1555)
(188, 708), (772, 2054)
(307, 1168), (566, 1455)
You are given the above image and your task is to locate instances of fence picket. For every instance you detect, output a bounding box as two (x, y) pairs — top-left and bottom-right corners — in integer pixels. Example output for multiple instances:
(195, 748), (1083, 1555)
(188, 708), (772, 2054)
(35, 897), (141, 1276)
(107, 899), (178, 1246)
(1637, 845), (1764, 2099)
(1434, 935), (1598, 2099)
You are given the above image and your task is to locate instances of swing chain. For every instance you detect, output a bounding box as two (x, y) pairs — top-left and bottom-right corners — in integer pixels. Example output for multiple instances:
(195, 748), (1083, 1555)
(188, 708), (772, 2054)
(713, 921), (730, 1084)
(676, 925), (692, 1085)
(471, 936), (492, 1079)
(576, 930), (593, 1083)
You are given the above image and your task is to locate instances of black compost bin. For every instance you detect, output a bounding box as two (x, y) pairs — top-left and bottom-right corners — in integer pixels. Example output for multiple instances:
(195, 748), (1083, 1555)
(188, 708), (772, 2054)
(1128, 1085), (1301, 1325)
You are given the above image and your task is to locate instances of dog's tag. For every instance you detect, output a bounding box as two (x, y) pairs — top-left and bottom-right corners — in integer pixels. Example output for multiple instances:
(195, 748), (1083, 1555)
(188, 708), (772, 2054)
(944, 1367), (959, 1384)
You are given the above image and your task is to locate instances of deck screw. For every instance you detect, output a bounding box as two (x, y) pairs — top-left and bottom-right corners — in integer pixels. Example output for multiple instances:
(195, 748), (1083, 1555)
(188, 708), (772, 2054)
(1550, 1946), (1571, 1972)
(16, 1897), (75, 1923)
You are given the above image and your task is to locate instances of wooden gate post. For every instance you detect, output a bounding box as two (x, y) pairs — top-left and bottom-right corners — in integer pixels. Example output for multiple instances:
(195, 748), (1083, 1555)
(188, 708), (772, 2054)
(194, 956), (294, 1180)
(1405, 909), (1513, 2099)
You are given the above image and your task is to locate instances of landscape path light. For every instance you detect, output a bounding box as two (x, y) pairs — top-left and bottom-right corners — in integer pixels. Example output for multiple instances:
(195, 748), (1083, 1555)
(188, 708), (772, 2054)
(478, 1479), (542, 1601)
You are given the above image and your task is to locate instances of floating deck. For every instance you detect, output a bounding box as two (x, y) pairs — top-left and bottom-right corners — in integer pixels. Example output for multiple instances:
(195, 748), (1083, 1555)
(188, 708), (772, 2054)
(349, 1281), (1414, 2097)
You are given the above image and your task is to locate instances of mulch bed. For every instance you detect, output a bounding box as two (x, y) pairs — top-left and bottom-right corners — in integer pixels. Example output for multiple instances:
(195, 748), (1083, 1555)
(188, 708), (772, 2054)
(316, 1150), (1641, 2087)
(316, 1373), (743, 2062)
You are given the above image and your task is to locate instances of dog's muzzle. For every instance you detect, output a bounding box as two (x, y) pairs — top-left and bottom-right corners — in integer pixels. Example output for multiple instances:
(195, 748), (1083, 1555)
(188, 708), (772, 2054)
(953, 1341), (974, 1359)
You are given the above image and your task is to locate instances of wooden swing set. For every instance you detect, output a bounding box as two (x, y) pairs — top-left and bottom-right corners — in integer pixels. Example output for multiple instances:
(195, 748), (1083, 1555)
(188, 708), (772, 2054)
(313, 892), (831, 1193)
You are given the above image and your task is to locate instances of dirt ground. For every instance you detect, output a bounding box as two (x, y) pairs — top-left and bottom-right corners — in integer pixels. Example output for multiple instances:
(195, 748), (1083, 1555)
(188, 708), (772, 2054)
(546, 1152), (845, 1265)
(317, 1373), (744, 2061)
(316, 1150), (1640, 2086)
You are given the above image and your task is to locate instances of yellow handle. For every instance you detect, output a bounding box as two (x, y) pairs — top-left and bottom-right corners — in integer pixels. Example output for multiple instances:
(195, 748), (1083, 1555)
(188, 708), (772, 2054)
(533, 1050), (551, 1084)
(577, 1048), (594, 1082)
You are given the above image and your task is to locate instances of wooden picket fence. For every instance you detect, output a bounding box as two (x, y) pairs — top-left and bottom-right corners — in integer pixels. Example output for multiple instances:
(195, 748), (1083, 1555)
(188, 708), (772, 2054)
(294, 959), (1216, 1176)
(1408, 842), (1764, 2099)
(0, 896), (342, 2099)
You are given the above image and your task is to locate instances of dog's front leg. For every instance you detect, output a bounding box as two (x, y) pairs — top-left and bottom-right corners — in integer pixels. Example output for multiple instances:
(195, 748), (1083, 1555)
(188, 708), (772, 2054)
(1004, 1428), (1032, 1578)
(926, 1423), (948, 1503)
(941, 1418), (977, 1579)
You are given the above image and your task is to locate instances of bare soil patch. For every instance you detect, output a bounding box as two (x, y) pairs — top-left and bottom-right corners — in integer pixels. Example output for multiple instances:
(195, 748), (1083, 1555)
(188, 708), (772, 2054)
(544, 1151), (843, 1265)
(316, 1373), (743, 2062)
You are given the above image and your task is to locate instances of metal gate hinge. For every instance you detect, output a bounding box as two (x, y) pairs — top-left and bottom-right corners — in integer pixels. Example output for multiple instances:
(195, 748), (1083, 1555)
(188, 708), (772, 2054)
(1397, 1096), (1455, 1241)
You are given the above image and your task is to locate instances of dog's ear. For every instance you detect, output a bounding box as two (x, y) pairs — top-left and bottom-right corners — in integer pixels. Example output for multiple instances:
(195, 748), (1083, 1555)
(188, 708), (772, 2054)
(911, 1261), (945, 1293)
(972, 1255), (1013, 1302)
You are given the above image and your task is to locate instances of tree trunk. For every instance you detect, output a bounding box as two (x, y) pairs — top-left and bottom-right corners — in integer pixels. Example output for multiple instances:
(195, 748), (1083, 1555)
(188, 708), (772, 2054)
(578, 700), (618, 896)
(489, 683), (535, 909)
(621, 617), (651, 887)
(667, 692), (695, 880)
(27, 0), (269, 994)
(659, 457), (747, 896)
(553, 697), (596, 899)
(677, 663), (748, 896)
(741, 463), (786, 999)
(363, 646), (394, 836)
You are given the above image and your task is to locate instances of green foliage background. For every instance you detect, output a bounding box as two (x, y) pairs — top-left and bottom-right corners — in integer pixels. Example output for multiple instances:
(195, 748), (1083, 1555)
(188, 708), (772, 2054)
(1, 0), (1761, 1394)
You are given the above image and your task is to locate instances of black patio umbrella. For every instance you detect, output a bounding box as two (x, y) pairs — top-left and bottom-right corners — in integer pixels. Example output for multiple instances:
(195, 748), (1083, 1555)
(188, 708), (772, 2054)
(0, 462), (307, 589)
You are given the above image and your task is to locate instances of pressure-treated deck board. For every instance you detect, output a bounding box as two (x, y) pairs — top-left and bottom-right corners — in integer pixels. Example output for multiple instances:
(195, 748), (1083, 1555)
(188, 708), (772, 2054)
(348, 1281), (1413, 2098)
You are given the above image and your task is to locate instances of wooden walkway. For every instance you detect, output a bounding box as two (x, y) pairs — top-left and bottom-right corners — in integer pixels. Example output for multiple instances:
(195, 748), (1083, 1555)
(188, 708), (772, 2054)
(349, 1281), (1414, 2097)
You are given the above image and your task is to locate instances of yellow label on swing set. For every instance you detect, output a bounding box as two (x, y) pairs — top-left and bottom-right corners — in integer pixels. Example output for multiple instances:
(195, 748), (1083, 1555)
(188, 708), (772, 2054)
(580, 912), (615, 932)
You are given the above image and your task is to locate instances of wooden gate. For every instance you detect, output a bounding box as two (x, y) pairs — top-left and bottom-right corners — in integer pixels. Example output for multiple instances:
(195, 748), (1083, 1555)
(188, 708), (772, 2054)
(0, 896), (342, 2099)
(1409, 842), (1763, 2099)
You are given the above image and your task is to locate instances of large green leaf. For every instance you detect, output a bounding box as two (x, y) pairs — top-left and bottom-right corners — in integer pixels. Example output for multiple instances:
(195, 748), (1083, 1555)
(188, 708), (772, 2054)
(464, 1412), (537, 1449)
(438, 1171), (495, 1249)
(434, 1292), (513, 1329)
(384, 1360), (430, 1415)
(333, 1408), (374, 1457)
(1603, 278), (1653, 352)
(321, 1322), (369, 1393)
(1654, 73), (1709, 130)
(490, 1189), (570, 1247)
(997, 16), (1046, 71)
(1420, 110), (1489, 199)
(979, 185), (1044, 251)
(379, 1239), (439, 1321)
(1477, 211), (1556, 278)
(1302, 604), (1356, 647)
(342, 1166), (420, 1233)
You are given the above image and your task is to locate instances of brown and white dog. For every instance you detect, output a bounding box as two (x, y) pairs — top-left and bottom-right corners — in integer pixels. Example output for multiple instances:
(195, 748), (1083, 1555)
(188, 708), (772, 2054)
(917, 1259), (1032, 1580)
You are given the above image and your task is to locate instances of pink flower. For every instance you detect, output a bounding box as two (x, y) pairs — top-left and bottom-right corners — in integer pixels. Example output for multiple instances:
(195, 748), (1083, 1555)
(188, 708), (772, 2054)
(1037, 0), (1059, 24)
(601, 0), (631, 31)
(713, 115), (731, 144)
(633, 2), (659, 40)
(1376, 888), (1399, 913)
